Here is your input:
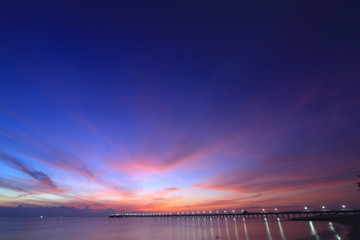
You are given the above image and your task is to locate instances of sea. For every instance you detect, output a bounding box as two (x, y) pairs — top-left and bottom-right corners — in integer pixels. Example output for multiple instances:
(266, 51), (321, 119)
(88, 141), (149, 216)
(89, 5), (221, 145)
(0, 217), (350, 240)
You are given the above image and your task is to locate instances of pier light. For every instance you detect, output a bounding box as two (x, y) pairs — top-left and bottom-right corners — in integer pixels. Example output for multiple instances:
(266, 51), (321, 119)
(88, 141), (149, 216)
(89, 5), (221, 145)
(275, 208), (278, 211)
(192, 212), (194, 214)
(209, 211), (212, 214)
(241, 210), (244, 212)
(203, 211), (205, 214)
(262, 209), (265, 212)
(304, 206), (308, 210)
(198, 211), (200, 214)
(224, 210), (226, 213)
(216, 211), (219, 213)
(232, 210), (235, 213)
(322, 206), (325, 209)
(342, 205), (346, 208)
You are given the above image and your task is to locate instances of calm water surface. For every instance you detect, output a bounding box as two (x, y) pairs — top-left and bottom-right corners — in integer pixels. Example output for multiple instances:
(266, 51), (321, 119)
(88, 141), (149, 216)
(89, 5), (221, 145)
(0, 217), (349, 240)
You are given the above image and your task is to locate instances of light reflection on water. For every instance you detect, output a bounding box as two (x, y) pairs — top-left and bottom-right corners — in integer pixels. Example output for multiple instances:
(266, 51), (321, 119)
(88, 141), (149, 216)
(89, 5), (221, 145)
(0, 217), (349, 240)
(310, 220), (320, 240)
(264, 218), (273, 240)
(233, 218), (239, 240)
(277, 218), (286, 240)
(243, 217), (249, 240)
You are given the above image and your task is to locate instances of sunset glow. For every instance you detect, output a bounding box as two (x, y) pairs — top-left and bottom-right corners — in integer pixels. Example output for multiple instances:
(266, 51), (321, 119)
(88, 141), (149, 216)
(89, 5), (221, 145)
(0, 1), (360, 216)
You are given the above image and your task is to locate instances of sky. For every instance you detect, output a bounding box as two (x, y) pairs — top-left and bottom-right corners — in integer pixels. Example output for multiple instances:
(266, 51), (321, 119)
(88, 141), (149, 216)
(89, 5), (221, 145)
(0, 1), (360, 216)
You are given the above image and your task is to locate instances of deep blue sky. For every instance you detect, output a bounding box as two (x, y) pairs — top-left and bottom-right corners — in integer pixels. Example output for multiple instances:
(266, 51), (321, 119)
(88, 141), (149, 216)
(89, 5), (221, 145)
(0, 1), (360, 215)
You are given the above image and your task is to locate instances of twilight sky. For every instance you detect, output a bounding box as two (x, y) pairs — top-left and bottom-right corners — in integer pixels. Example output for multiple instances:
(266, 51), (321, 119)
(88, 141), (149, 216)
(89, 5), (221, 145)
(0, 1), (360, 214)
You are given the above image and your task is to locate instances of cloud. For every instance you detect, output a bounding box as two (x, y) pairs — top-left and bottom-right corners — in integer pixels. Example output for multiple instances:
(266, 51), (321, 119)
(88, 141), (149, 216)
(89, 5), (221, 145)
(31, 145), (96, 182)
(111, 132), (226, 176)
(0, 131), (95, 181)
(164, 187), (181, 191)
(0, 177), (28, 193)
(0, 153), (62, 192)
(200, 152), (360, 196)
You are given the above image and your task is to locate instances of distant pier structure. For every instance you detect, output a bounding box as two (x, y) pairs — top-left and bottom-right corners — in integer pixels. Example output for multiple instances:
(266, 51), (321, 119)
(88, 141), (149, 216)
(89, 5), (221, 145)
(109, 209), (360, 220)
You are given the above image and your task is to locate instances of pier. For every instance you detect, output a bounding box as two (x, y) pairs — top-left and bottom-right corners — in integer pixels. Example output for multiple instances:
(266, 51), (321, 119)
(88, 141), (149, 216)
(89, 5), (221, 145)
(109, 209), (360, 220)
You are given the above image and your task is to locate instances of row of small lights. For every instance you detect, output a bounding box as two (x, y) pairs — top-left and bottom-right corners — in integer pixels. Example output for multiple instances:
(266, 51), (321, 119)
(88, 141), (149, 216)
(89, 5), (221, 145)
(253, 204), (346, 212)
(111, 205), (347, 216)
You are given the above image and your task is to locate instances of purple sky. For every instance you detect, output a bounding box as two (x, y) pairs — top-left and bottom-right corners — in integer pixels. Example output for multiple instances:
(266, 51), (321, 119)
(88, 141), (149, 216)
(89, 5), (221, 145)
(0, 1), (360, 215)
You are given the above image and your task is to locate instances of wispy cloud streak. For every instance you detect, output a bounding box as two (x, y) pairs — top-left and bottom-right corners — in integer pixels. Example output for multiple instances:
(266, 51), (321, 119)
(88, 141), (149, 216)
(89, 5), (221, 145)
(0, 153), (62, 192)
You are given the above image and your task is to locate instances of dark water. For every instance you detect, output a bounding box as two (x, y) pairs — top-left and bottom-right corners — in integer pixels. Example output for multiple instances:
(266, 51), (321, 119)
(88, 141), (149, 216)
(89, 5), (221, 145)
(0, 217), (349, 240)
